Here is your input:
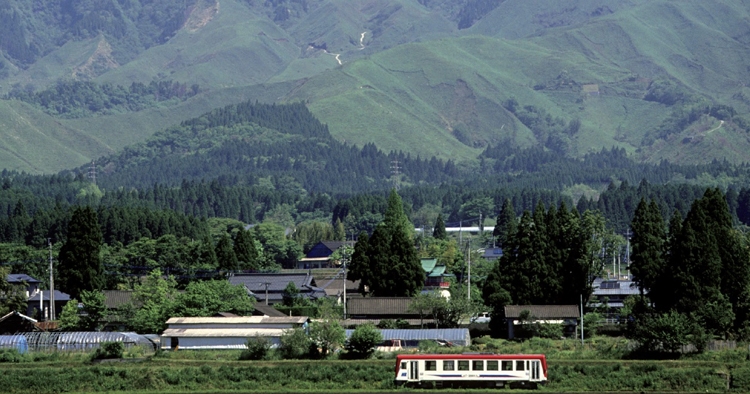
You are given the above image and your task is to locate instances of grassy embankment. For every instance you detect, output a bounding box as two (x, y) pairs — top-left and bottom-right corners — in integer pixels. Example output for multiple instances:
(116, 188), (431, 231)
(2, 336), (750, 393)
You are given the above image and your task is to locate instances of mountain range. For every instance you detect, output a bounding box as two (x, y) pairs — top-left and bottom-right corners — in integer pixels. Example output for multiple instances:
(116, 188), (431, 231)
(1, 0), (749, 174)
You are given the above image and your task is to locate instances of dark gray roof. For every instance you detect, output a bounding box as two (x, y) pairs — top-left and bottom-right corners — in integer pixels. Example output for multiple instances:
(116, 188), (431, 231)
(253, 303), (287, 317)
(229, 273), (325, 304)
(347, 297), (415, 316)
(504, 305), (580, 319)
(102, 290), (136, 309)
(27, 290), (70, 302)
(7, 274), (40, 284)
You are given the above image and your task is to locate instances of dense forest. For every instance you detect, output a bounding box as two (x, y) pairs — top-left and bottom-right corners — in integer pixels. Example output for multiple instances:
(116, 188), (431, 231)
(6, 80), (200, 118)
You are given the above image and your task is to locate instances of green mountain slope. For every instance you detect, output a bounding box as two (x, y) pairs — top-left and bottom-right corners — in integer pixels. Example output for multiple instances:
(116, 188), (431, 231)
(1, 0), (750, 173)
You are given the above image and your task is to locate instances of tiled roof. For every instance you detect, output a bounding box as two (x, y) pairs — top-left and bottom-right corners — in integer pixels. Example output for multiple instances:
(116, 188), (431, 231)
(229, 273), (318, 293)
(504, 305), (580, 319)
(7, 274), (40, 283)
(27, 290), (70, 302)
(166, 316), (308, 325)
(102, 290), (137, 309)
(253, 303), (287, 317)
(346, 297), (416, 315)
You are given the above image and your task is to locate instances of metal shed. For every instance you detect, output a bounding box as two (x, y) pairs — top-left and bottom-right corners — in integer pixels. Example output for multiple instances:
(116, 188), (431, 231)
(345, 328), (471, 347)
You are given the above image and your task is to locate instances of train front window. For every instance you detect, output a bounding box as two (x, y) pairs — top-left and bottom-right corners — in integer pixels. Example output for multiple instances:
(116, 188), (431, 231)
(443, 360), (454, 371)
(516, 360), (525, 371)
(425, 361), (437, 371)
(487, 360), (498, 371)
(501, 361), (513, 371)
(457, 361), (470, 371)
(401, 361), (407, 370)
(472, 360), (484, 371)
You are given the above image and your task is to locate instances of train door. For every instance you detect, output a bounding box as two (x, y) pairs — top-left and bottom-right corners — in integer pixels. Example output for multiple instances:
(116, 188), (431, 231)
(530, 360), (541, 381)
(409, 361), (419, 381)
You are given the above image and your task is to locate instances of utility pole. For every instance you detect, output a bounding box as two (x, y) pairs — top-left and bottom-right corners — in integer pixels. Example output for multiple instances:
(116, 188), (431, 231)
(48, 239), (55, 321)
(342, 250), (349, 320)
(580, 294), (584, 346)
(466, 238), (471, 301)
(261, 282), (271, 305)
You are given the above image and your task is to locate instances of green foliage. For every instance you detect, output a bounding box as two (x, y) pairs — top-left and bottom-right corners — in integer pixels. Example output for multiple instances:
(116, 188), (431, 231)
(0, 266), (27, 315)
(58, 299), (81, 331)
(127, 269), (178, 334)
(0, 349), (30, 363)
(431, 213), (447, 240)
(345, 323), (382, 358)
(279, 327), (313, 359)
(91, 341), (125, 360)
(240, 337), (272, 360)
(8, 80), (200, 118)
(57, 206), (104, 299)
(309, 303), (346, 357)
(173, 280), (255, 317)
(348, 190), (424, 297)
(583, 312), (603, 339)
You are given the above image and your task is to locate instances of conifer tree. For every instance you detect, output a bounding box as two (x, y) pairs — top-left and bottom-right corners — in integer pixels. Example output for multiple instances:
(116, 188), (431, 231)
(348, 190), (423, 297)
(493, 199), (516, 248)
(58, 206), (104, 300)
(432, 213), (447, 240)
(630, 199), (666, 297)
(333, 218), (346, 241)
(234, 228), (259, 270)
(215, 234), (238, 272)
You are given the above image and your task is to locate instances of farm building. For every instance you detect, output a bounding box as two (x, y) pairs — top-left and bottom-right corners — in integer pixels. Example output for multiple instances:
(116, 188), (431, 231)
(344, 328), (471, 348)
(160, 316), (309, 350)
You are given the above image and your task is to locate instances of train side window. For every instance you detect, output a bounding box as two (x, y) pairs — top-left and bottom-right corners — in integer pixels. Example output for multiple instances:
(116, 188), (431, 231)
(443, 360), (455, 371)
(501, 361), (513, 371)
(516, 360), (525, 371)
(487, 360), (499, 371)
(457, 360), (470, 371)
(425, 361), (437, 371)
(401, 362), (407, 370)
(472, 360), (484, 371)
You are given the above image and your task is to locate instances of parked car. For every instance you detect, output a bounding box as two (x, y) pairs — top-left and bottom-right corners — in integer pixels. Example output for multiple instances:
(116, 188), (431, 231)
(471, 312), (491, 324)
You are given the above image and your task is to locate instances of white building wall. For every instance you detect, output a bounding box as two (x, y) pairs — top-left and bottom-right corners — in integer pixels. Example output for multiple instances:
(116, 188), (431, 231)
(161, 336), (282, 350)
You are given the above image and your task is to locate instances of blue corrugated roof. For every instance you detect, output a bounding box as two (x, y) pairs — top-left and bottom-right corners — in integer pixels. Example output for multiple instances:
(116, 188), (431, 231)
(345, 328), (471, 346)
(7, 274), (40, 283)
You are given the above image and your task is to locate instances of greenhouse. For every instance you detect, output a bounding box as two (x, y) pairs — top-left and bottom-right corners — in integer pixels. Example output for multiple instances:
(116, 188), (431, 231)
(0, 332), (156, 352)
(0, 335), (28, 353)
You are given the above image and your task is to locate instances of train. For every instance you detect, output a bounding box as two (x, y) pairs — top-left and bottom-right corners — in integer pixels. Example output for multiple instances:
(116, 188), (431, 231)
(394, 353), (547, 389)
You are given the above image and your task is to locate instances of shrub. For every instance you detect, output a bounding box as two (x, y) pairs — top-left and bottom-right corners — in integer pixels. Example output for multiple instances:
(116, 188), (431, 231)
(279, 327), (313, 359)
(0, 348), (29, 363)
(92, 341), (125, 360)
(240, 337), (271, 360)
(345, 324), (382, 358)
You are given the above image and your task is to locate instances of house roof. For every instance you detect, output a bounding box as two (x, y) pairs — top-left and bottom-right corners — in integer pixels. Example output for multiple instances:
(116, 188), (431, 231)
(27, 290), (70, 302)
(504, 305), (580, 319)
(346, 297), (416, 316)
(229, 273), (319, 293)
(102, 290), (136, 309)
(162, 328), (287, 338)
(421, 258), (438, 272)
(253, 304), (287, 317)
(7, 274), (40, 284)
(166, 316), (308, 325)
(305, 241), (355, 258)
(0, 311), (37, 324)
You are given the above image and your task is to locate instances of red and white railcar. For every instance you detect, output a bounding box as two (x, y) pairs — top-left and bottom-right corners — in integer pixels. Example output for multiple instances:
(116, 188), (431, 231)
(394, 353), (547, 389)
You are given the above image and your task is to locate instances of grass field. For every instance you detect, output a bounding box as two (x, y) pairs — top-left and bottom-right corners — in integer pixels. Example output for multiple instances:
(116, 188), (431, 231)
(2, 336), (749, 393)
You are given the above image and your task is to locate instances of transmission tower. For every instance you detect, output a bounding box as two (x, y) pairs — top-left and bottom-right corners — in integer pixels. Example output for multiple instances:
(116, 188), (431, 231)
(390, 159), (401, 190)
(88, 160), (97, 185)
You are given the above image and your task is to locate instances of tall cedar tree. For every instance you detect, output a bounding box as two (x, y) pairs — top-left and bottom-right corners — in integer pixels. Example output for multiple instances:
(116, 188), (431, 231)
(630, 199), (666, 297)
(349, 231), (371, 294)
(665, 189), (748, 337)
(493, 199), (517, 248)
(58, 206), (104, 300)
(215, 234), (238, 271)
(432, 214), (447, 240)
(349, 190), (423, 296)
(234, 228), (258, 270)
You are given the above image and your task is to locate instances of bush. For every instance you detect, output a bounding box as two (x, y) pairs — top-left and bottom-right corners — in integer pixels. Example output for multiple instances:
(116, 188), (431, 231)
(0, 348), (29, 363)
(240, 337), (271, 360)
(345, 324), (382, 358)
(279, 327), (313, 359)
(92, 341), (125, 360)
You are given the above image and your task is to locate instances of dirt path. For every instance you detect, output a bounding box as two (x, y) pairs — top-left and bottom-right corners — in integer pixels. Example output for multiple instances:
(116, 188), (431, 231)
(707, 120), (724, 134)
